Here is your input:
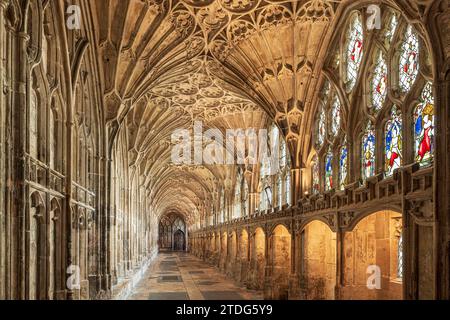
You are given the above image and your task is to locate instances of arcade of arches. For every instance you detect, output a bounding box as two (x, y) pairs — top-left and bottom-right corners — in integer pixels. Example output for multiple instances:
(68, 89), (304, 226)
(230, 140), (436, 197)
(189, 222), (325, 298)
(0, 0), (449, 300)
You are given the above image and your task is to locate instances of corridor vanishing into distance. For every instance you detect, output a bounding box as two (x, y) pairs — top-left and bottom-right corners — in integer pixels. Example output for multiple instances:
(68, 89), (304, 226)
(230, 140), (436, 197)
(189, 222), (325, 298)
(128, 253), (262, 300)
(0, 0), (448, 301)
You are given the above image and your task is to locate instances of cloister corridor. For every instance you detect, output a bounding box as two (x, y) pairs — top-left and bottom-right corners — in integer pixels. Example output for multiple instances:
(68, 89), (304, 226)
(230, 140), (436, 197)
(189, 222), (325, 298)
(0, 0), (448, 302)
(126, 252), (262, 300)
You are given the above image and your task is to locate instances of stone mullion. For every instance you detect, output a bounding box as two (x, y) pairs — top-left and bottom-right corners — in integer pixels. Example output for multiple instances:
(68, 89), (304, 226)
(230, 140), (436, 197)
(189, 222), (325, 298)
(249, 192), (258, 216)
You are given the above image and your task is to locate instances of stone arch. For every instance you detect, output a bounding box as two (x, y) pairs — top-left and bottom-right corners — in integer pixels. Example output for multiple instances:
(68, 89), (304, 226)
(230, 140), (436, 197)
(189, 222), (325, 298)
(239, 229), (249, 262)
(248, 227), (266, 290)
(346, 204), (402, 232)
(220, 232), (228, 271)
(341, 210), (403, 300)
(268, 224), (291, 300)
(300, 220), (337, 300)
(236, 229), (249, 283)
(226, 231), (237, 276)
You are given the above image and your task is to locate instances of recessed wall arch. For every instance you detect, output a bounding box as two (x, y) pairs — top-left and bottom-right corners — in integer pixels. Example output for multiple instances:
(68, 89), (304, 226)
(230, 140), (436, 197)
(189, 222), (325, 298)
(345, 204), (402, 232)
(342, 209), (404, 300)
(300, 220), (337, 300)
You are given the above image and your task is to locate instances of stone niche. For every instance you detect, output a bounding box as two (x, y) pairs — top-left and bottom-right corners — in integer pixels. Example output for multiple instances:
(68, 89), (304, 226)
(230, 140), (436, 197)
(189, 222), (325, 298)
(248, 228), (266, 290)
(270, 225), (291, 300)
(301, 220), (336, 300)
(341, 210), (403, 300)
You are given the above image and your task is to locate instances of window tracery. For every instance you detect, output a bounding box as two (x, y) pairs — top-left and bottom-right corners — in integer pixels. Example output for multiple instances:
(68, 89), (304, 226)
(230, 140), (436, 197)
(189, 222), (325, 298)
(311, 7), (433, 192)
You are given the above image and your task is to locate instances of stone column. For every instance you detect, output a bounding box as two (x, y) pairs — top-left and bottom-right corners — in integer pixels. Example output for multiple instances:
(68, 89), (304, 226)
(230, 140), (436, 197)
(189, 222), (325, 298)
(263, 228), (272, 299)
(291, 167), (302, 206)
(249, 192), (258, 215)
(0, 0), (8, 300)
(10, 28), (29, 300)
(289, 224), (301, 299)
(335, 225), (344, 300)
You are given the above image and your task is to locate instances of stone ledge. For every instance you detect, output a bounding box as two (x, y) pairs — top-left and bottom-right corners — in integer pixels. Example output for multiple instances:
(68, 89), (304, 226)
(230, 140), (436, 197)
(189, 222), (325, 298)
(111, 249), (158, 300)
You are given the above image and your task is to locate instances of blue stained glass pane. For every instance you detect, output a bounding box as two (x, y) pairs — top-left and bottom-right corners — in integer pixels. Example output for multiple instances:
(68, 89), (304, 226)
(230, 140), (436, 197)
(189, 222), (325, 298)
(325, 151), (333, 191)
(385, 106), (403, 176)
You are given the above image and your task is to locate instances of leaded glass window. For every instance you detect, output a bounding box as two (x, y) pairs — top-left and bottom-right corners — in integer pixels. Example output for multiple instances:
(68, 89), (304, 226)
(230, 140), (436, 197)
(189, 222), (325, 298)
(330, 94), (341, 137)
(317, 106), (326, 146)
(399, 25), (419, 92)
(325, 150), (333, 191)
(339, 144), (348, 190)
(312, 156), (320, 194)
(362, 123), (376, 180)
(414, 82), (435, 165)
(385, 106), (403, 176)
(371, 51), (388, 112)
(346, 14), (364, 90)
(285, 173), (291, 205)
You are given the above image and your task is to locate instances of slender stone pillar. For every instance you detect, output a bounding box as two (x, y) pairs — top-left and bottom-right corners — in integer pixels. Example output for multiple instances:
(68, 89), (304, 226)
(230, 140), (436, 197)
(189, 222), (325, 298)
(291, 168), (302, 206)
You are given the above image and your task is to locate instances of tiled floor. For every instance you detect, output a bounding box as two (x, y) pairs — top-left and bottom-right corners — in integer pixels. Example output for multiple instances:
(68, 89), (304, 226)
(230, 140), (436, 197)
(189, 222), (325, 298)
(128, 252), (263, 300)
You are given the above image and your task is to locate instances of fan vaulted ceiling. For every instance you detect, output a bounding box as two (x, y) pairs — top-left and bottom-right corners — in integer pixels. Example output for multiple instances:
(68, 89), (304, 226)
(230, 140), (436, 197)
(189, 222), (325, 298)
(90, 0), (339, 224)
(89, 0), (424, 225)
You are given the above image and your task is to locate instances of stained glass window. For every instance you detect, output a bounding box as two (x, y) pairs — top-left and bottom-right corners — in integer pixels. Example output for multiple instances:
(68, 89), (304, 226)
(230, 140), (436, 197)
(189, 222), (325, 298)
(312, 156), (320, 194)
(243, 182), (248, 217)
(346, 14), (364, 90)
(325, 150), (333, 191)
(234, 177), (241, 219)
(362, 123), (376, 180)
(399, 25), (419, 93)
(371, 51), (388, 112)
(317, 106), (326, 146)
(277, 176), (283, 208)
(330, 95), (341, 137)
(385, 106), (403, 176)
(280, 140), (286, 168)
(414, 82), (435, 165)
(339, 145), (348, 190)
(285, 173), (291, 205)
